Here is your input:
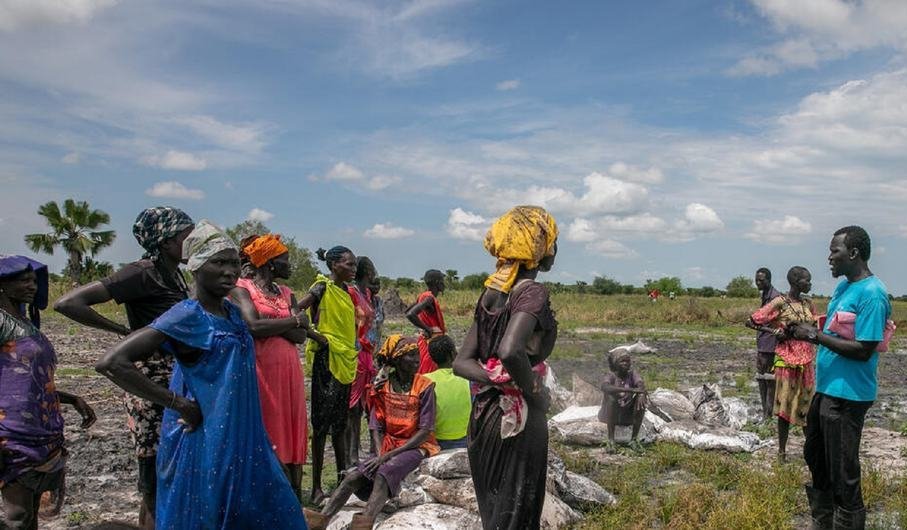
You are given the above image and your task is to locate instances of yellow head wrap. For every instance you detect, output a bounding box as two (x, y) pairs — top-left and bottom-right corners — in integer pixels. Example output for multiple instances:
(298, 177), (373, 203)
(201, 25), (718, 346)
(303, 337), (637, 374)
(243, 234), (289, 268)
(376, 334), (420, 361)
(483, 205), (558, 293)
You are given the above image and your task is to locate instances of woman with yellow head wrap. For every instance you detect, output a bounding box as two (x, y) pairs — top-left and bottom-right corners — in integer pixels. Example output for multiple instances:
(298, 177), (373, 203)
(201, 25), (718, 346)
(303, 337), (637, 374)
(304, 333), (439, 530)
(453, 204), (559, 530)
(484, 205), (558, 293)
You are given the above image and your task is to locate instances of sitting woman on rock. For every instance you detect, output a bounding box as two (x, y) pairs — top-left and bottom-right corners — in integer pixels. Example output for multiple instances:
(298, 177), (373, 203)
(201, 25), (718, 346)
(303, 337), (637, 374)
(304, 335), (439, 530)
(598, 349), (647, 450)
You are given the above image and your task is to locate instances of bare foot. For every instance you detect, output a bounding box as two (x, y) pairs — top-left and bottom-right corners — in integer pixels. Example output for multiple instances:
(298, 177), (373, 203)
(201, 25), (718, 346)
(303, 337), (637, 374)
(310, 489), (326, 506)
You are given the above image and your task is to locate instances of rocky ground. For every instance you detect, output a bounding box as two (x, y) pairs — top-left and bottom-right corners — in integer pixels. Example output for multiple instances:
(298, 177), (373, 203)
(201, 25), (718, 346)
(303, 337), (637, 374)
(23, 317), (907, 528)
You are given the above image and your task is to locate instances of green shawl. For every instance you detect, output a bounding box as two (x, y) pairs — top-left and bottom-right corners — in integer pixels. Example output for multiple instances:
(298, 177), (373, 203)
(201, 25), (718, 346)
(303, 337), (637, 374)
(305, 274), (358, 384)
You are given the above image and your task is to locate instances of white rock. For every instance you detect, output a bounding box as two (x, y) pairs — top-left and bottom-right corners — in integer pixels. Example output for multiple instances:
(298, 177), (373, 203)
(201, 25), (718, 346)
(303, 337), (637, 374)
(541, 492), (582, 529)
(656, 419), (768, 453)
(326, 508), (389, 530)
(376, 503), (482, 530)
(648, 388), (695, 422)
(551, 420), (609, 446)
(384, 478), (434, 511)
(543, 366), (573, 413)
(416, 475), (478, 512)
(549, 405), (599, 425)
(689, 384), (728, 427)
(608, 340), (656, 355)
(556, 470), (617, 509)
(570, 374), (602, 407)
(722, 397), (754, 430)
(420, 448), (471, 479)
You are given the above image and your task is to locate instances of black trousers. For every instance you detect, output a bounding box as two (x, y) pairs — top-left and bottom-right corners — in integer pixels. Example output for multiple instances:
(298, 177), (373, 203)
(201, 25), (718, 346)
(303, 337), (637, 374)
(803, 392), (872, 511)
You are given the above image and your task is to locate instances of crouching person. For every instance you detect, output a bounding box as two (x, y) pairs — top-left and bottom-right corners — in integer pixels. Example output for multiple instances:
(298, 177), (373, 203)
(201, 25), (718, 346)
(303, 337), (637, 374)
(305, 335), (439, 530)
(598, 349), (647, 450)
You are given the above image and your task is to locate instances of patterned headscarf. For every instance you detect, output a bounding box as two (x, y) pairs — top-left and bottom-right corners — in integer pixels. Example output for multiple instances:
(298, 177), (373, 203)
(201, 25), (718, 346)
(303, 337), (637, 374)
(373, 334), (420, 387)
(484, 205), (558, 293)
(182, 220), (238, 272)
(132, 207), (194, 260)
(0, 255), (49, 327)
(243, 234), (289, 268)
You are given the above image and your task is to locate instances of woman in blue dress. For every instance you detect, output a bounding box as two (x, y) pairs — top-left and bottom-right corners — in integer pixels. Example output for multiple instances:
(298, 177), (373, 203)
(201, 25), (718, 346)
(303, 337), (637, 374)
(96, 220), (307, 530)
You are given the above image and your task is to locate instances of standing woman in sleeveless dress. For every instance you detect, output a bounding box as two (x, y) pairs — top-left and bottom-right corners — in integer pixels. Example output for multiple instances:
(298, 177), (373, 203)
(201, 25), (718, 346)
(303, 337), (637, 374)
(231, 234), (317, 502)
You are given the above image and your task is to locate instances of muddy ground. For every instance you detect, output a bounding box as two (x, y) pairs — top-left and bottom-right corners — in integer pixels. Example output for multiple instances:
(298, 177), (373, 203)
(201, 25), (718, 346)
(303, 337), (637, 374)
(22, 318), (907, 528)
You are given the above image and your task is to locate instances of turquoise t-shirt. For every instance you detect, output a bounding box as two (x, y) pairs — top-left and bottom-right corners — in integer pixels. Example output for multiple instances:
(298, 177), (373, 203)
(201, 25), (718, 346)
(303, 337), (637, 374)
(423, 368), (471, 440)
(815, 276), (890, 402)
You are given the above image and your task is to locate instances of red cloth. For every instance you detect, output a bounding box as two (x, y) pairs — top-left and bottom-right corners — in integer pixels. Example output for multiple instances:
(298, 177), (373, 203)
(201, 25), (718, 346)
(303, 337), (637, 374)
(235, 278), (307, 464)
(415, 291), (445, 374)
(348, 285), (377, 408)
(370, 374), (440, 457)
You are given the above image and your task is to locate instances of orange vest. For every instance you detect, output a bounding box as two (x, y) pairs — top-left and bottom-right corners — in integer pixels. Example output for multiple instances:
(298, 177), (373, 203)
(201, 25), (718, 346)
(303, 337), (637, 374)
(371, 374), (440, 457)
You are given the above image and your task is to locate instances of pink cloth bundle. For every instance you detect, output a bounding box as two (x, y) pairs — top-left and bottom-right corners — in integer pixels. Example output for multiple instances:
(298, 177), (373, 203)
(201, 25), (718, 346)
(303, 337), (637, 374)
(482, 358), (548, 439)
(825, 311), (896, 353)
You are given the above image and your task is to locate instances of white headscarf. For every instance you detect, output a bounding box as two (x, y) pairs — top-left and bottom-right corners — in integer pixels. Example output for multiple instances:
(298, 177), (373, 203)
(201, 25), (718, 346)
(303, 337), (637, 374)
(182, 219), (238, 272)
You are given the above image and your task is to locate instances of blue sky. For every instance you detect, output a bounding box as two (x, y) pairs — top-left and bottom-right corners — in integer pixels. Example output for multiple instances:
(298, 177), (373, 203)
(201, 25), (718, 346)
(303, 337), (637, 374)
(2, 0), (906, 295)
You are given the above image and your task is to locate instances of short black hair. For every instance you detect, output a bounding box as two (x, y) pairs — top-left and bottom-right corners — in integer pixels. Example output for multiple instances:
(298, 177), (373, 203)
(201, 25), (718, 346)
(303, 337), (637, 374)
(786, 266), (809, 285)
(834, 225), (871, 261)
(755, 267), (771, 281)
(423, 269), (444, 284)
(428, 335), (456, 366)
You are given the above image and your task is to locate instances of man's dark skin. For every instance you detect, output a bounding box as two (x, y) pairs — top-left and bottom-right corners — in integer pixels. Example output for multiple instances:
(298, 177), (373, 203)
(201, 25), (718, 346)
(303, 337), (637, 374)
(750, 268), (779, 420)
(788, 234), (878, 359)
(405, 273), (444, 337)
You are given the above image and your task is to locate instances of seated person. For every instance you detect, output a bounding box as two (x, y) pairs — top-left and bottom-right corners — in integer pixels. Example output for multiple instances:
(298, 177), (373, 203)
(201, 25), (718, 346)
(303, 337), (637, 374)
(424, 335), (471, 450)
(304, 335), (439, 530)
(598, 350), (647, 447)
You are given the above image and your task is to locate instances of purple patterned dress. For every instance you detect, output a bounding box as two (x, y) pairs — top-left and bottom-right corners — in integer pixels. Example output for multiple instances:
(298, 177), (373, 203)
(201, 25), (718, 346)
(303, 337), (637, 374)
(0, 308), (66, 490)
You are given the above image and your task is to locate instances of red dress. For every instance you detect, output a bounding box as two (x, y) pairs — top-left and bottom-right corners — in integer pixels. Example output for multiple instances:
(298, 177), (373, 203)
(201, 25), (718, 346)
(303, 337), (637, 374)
(347, 285), (376, 409)
(415, 290), (446, 374)
(236, 278), (307, 464)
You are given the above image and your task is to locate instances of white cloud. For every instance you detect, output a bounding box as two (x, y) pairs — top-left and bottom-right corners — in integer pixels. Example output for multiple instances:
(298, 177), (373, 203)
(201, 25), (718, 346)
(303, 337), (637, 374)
(672, 203), (724, 240)
(607, 162), (664, 184)
(247, 208), (274, 222)
(745, 215), (812, 245)
(321, 161), (364, 182)
(145, 181), (205, 200)
(224, 181), (234, 190)
(0, 0), (118, 31)
(729, 0), (907, 76)
(566, 218), (596, 242)
(575, 173), (650, 215)
(496, 79), (520, 91)
(141, 150), (207, 171)
(173, 115), (268, 154)
(61, 152), (80, 164)
(366, 175), (402, 190)
(586, 239), (638, 259)
(364, 222), (415, 239)
(446, 207), (488, 241)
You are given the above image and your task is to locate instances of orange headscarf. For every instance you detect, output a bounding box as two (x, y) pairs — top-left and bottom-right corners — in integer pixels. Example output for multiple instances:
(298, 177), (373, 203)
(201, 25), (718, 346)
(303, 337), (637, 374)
(242, 234), (289, 267)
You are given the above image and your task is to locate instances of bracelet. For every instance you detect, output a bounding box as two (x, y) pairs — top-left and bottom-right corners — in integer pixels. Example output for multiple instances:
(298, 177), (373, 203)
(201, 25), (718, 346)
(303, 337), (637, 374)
(167, 391), (177, 409)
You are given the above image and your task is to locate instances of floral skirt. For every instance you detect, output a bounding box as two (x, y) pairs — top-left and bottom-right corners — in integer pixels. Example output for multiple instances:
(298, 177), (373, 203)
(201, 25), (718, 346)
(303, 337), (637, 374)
(773, 361), (814, 426)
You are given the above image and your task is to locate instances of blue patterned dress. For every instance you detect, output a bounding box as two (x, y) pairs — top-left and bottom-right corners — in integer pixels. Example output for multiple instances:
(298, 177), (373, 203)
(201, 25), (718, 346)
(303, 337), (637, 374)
(151, 299), (307, 530)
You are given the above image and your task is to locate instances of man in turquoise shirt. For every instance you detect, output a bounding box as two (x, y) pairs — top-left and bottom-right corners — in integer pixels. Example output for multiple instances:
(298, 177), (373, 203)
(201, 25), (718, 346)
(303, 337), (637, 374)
(791, 226), (890, 530)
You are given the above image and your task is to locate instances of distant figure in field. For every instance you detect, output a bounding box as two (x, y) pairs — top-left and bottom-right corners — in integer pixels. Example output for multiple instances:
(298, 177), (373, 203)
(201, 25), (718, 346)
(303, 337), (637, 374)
(598, 349), (647, 449)
(746, 266), (817, 461)
(790, 226), (891, 530)
(752, 267), (782, 420)
(425, 335), (471, 450)
(647, 289), (660, 302)
(406, 269), (447, 374)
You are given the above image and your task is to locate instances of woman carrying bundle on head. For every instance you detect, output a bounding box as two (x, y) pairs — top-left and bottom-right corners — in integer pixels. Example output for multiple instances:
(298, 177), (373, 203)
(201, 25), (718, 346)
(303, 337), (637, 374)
(304, 335), (439, 530)
(231, 234), (317, 502)
(96, 221), (307, 529)
(298, 246), (359, 505)
(453, 205), (559, 530)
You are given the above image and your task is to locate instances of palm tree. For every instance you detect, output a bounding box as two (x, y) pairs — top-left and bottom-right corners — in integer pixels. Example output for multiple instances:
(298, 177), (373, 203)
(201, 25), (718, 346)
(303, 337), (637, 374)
(24, 199), (116, 284)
